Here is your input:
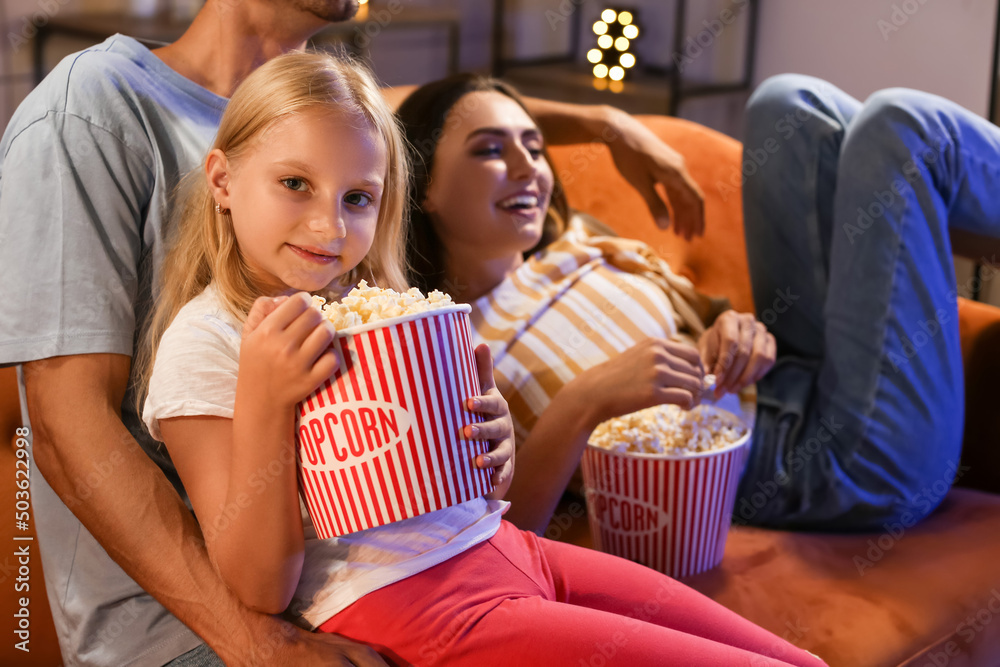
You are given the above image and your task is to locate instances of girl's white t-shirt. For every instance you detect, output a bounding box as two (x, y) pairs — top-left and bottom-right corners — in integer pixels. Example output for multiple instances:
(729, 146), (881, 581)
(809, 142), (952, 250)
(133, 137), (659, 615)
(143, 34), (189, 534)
(142, 283), (507, 629)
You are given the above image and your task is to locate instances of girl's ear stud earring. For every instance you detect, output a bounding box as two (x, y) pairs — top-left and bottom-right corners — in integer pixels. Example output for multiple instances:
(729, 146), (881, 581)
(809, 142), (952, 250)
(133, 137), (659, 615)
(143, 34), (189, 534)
(215, 202), (222, 214)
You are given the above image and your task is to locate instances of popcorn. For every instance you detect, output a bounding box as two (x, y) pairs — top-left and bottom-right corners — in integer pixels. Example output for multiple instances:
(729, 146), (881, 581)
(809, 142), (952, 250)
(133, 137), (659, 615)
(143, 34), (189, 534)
(588, 404), (747, 456)
(314, 280), (455, 330)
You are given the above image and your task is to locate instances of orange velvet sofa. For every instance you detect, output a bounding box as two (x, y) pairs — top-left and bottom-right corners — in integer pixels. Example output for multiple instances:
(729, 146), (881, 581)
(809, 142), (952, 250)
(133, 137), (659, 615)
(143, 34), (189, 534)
(2, 115), (1000, 666)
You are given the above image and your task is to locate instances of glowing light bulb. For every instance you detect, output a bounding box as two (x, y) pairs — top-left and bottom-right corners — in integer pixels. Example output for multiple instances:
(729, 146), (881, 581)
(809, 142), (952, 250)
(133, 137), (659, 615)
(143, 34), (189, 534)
(623, 24), (639, 40)
(620, 53), (636, 68)
(601, 9), (617, 23)
(592, 20), (608, 35)
(598, 34), (613, 49)
(614, 37), (629, 51)
(618, 11), (633, 25)
(587, 49), (603, 64)
(609, 66), (625, 81)
(593, 64), (609, 79)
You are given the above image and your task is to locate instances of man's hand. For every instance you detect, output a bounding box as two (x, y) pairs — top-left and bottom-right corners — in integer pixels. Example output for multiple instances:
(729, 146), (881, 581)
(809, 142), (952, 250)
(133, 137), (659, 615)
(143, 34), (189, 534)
(603, 107), (706, 240)
(287, 632), (387, 666)
(248, 618), (388, 667)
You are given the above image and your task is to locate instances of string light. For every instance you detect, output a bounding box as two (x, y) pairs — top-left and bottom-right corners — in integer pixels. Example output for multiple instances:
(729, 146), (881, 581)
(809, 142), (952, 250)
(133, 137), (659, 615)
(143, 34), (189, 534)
(591, 7), (640, 87)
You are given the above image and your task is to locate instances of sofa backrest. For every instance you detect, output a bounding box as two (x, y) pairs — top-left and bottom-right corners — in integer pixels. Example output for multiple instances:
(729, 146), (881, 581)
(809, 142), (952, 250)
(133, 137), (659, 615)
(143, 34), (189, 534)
(547, 115), (753, 314)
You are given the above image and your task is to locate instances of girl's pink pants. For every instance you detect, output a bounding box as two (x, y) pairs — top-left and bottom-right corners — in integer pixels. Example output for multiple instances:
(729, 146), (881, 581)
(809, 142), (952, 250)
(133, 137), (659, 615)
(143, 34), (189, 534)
(319, 520), (826, 667)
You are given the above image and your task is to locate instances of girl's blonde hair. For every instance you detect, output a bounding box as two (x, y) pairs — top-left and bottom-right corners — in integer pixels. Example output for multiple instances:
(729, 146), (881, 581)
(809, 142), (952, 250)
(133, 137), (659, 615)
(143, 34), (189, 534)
(134, 51), (410, 417)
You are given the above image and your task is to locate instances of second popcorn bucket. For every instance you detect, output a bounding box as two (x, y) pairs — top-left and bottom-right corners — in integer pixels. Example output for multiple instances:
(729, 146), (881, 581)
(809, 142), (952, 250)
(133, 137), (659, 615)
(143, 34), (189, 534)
(581, 406), (751, 579)
(295, 300), (493, 539)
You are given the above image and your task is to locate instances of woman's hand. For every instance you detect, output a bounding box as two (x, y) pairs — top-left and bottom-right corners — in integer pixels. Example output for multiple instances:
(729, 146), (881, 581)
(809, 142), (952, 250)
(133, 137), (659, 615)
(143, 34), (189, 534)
(570, 338), (705, 429)
(603, 107), (706, 240)
(698, 310), (776, 398)
(239, 293), (339, 409)
(465, 344), (514, 501)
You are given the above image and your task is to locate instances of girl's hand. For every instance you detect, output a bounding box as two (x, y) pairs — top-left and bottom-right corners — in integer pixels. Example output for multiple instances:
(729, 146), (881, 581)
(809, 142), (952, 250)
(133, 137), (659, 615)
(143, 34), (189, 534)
(243, 293), (289, 336)
(465, 344), (514, 501)
(698, 310), (776, 398)
(239, 293), (339, 409)
(571, 338), (705, 429)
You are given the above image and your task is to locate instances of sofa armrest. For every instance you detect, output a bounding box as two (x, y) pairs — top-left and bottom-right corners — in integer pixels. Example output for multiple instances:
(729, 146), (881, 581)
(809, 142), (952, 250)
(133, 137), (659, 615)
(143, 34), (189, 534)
(950, 229), (1000, 264)
(957, 298), (1000, 493)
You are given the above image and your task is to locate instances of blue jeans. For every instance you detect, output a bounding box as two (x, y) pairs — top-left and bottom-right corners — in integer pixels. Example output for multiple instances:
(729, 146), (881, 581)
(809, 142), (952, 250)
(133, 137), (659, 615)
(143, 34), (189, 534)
(734, 74), (1000, 530)
(163, 643), (224, 666)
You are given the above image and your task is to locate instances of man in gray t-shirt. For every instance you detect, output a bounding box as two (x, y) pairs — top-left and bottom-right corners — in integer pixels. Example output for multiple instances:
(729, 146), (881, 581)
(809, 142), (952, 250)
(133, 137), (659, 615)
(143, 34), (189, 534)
(0, 0), (705, 664)
(0, 32), (227, 667)
(0, 2), (392, 664)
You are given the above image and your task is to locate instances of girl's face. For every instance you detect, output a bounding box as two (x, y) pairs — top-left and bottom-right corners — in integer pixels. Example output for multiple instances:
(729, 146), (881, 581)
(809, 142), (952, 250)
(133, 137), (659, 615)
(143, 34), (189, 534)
(208, 107), (386, 296)
(423, 91), (554, 260)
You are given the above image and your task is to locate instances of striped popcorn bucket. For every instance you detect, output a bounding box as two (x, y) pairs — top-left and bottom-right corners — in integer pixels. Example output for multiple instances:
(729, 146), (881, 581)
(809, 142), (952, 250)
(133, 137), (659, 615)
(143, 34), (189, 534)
(581, 415), (751, 579)
(295, 305), (493, 539)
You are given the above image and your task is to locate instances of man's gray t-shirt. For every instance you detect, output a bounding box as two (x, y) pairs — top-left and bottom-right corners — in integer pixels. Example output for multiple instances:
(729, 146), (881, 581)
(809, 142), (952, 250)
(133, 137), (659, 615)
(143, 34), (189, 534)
(0, 35), (226, 666)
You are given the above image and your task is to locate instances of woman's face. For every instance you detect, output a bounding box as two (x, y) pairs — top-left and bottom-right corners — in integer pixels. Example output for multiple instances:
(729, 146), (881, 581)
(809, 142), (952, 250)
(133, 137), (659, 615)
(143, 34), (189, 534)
(423, 91), (554, 261)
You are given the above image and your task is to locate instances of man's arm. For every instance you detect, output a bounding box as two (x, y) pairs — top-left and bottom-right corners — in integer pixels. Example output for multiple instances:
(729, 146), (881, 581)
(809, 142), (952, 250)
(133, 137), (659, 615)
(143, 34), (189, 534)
(23, 353), (385, 667)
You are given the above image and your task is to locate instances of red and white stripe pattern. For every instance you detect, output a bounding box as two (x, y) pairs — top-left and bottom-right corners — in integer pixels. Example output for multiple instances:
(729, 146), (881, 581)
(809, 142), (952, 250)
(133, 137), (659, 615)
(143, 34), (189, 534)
(582, 439), (749, 579)
(296, 309), (493, 539)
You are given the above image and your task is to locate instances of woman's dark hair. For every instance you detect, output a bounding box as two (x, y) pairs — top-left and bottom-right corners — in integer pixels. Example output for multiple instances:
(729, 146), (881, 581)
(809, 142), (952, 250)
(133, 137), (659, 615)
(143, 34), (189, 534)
(396, 73), (570, 294)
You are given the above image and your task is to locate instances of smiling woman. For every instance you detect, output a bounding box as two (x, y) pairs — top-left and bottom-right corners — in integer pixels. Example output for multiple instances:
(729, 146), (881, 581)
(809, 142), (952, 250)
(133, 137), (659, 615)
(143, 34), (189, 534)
(420, 91), (554, 301)
(423, 99), (554, 280)
(402, 76), (571, 300)
(397, 74), (773, 534)
(399, 69), (1000, 552)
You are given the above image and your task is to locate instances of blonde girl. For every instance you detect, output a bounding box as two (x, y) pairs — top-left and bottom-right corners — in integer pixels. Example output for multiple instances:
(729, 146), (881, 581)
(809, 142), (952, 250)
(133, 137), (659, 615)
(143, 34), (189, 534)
(137, 48), (511, 627)
(138, 52), (822, 666)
